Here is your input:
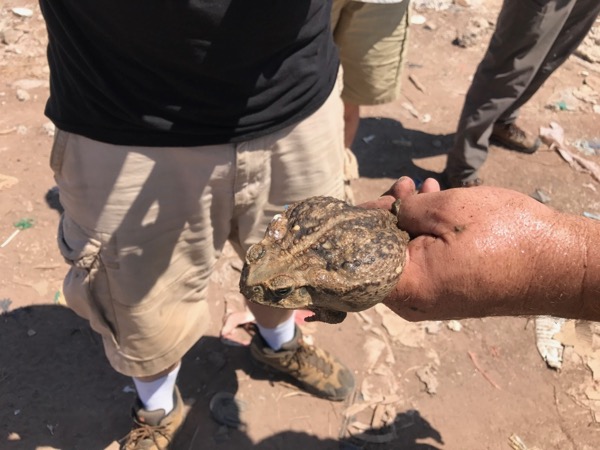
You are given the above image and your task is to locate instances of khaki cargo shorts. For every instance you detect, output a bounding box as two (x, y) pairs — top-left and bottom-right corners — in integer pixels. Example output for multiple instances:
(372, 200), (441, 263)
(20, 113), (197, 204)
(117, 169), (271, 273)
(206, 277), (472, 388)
(332, 0), (410, 105)
(50, 87), (345, 377)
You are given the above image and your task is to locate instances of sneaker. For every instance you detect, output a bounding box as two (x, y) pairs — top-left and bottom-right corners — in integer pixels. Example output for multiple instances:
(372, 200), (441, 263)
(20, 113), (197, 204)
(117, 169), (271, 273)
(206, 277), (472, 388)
(491, 123), (541, 154)
(250, 326), (355, 401)
(120, 386), (185, 450)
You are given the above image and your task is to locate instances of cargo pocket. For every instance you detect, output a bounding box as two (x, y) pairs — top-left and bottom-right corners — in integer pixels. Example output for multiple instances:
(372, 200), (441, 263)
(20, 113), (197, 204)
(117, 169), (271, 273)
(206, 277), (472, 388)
(57, 214), (118, 346)
(49, 129), (70, 175)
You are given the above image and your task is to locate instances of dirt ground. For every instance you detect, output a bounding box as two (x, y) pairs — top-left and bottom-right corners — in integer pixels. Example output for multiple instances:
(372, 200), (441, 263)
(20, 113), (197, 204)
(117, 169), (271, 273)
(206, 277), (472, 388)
(2, 1), (600, 449)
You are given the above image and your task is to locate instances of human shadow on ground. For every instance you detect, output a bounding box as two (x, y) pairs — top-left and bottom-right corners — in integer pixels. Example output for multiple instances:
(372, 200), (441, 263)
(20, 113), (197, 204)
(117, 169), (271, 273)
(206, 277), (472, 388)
(0, 305), (443, 449)
(352, 117), (454, 182)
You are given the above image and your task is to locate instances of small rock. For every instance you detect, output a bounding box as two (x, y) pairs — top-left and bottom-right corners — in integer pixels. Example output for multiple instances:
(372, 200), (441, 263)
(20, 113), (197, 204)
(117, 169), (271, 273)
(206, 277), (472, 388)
(16, 89), (30, 101)
(42, 122), (55, 137)
(411, 14), (427, 25)
(447, 320), (462, 332)
(531, 188), (551, 204)
(27, 329), (37, 337)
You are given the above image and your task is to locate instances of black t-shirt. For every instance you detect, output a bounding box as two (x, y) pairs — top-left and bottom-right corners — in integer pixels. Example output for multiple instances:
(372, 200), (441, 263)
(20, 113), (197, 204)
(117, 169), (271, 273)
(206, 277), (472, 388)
(39, 0), (338, 146)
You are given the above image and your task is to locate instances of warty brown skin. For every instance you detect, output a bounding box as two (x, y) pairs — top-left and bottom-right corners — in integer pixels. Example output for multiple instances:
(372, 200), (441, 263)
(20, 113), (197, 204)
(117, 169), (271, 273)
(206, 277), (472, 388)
(239, 196), (409, 323)
(368, 178), (600, 322)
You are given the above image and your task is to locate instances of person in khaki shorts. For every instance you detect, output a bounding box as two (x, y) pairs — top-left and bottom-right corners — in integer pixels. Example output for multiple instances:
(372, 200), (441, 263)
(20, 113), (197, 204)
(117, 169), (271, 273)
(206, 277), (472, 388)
(40, 1), (355, 449)
(331, 0), (411, 197)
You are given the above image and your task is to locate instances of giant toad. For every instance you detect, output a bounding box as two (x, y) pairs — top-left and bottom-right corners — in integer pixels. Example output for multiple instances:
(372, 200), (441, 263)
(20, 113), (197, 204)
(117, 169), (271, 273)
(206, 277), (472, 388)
(239, 196), (408, 324)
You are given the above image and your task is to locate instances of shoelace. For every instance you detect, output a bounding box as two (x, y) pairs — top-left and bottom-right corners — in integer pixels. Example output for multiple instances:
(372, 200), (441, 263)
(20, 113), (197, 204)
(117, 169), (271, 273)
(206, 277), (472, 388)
(120, 422), (171, 448)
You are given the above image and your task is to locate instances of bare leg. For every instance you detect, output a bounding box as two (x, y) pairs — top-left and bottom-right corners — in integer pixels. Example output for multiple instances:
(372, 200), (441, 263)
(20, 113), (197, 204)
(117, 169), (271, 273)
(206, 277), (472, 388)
(246, 301), (294, 329)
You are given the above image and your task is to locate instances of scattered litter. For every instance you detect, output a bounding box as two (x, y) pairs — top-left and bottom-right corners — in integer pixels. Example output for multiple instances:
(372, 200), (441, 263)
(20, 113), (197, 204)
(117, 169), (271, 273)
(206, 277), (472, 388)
(508, 434), (533, 450)
(53, 290), (64, 305)
(584, 212), (600, 221)
(375, 304), (425, 347)
(209, 392), (247, 430)
(412, 0), (453, 11)
(14, 409), (20, 416)
(362, 134), (376, 144)
(410, 14), (427, 25)
(557, 147), (600, 182)
(122, 385), (136, 394)
(0, 298), (12, 313)
(0, 174), (19, 190)
(446, 320), (462, 332)
(12, 7), (34, 17)
(363, 336), (386, 373)
(46, 424), (57, 435)
(408, 74), (426, 93)
(531, 188), (551, 204)
(416, 364), (438, 395)
(27, 329), (36, 337)
(1, 218), (34, 249)
(534, 316), (566, 370)
(540, 122), (600, 184)
(401, 102), (420, 119)
(468, 351), (502, 390)
(572, 138), (600, 156)
(421, 113), (432, 123)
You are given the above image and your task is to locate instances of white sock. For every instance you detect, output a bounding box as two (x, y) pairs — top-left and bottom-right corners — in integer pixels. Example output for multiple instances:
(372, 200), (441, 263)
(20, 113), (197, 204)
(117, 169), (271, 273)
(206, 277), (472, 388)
(133, 364), (181, 414)
(256, 313), (296, 351)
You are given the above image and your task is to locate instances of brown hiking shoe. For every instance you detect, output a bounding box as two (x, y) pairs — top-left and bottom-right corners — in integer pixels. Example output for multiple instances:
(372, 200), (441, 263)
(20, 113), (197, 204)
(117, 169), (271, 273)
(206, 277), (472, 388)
(250, 326), (355, 401)
(491, 123), (541, 154)
(120, 387), (185, 450)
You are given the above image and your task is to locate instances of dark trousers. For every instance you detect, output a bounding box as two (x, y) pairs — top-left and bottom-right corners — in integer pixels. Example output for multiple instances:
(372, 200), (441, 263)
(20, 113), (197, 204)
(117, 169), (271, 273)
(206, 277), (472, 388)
(445, 0), (600, 183)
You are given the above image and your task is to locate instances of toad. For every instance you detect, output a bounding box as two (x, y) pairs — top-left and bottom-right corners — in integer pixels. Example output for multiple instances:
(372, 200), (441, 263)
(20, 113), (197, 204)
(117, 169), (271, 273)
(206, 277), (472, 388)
(239, 196), (408, 324)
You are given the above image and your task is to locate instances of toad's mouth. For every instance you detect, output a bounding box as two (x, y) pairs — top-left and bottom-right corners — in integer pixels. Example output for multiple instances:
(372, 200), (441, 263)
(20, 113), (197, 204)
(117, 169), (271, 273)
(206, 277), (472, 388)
(304, 308), (347, 324)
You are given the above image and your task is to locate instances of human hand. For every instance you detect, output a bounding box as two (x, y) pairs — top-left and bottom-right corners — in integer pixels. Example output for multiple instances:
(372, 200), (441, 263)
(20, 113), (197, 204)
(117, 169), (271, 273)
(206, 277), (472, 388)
(375, 178), (589, 321)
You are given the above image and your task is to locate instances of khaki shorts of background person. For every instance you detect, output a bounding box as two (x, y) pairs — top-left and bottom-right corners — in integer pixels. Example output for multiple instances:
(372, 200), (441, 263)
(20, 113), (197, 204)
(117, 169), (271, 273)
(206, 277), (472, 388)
(331, 0), (410, 152)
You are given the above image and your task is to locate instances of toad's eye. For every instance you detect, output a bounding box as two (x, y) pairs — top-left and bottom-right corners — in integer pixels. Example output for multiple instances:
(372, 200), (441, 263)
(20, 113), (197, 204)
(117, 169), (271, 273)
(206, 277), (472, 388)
(272, 287), (294, 300)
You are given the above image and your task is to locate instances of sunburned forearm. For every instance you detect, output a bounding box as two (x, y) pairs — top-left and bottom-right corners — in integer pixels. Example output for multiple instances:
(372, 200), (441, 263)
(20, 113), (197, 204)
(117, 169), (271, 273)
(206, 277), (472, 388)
(577, 215), (600, 320)
(382, 186), (600, 322)
(520, 212), (600, 321)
